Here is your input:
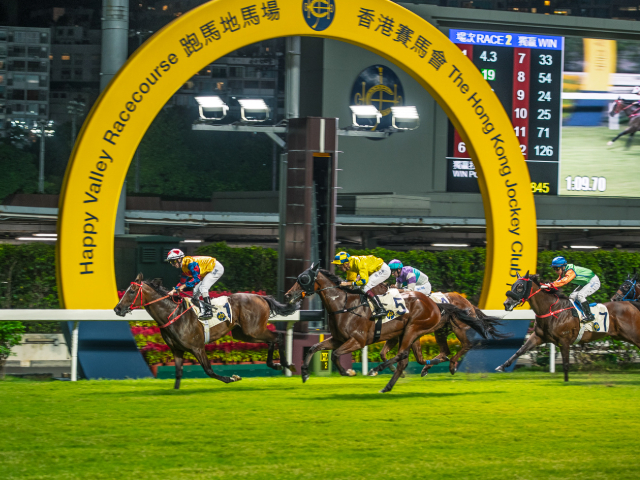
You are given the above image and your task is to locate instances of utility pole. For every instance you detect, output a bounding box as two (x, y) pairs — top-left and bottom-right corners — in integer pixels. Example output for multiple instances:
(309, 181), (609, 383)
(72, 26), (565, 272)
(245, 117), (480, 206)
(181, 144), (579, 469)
(36, 120), (53, 194)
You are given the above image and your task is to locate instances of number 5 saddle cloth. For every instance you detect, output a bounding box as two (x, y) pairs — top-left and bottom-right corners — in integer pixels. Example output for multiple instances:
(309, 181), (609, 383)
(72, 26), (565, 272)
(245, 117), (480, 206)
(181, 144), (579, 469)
(368, 289), (409, 322)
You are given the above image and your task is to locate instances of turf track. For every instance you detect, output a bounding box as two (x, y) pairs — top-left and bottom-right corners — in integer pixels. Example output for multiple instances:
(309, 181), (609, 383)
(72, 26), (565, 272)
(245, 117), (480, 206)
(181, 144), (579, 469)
(1, 371), (639, 479)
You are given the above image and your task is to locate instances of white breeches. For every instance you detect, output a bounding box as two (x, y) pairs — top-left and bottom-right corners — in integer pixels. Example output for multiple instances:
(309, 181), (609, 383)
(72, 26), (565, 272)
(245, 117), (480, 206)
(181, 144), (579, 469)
(192, 262), (224, 300)
(414, 282), (432, 295)
(363, 263), (391, 293)
(569, 275), (600, 303)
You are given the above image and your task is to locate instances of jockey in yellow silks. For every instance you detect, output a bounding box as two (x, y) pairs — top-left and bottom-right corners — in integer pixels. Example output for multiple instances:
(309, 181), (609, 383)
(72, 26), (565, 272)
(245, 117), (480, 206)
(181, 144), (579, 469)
(332, 252), (391, 319)
(166, 248), (224, 320)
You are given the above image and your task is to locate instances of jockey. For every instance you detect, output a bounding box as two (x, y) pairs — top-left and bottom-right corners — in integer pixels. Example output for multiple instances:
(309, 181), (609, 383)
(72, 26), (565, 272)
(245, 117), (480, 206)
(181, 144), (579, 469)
(166, 248), (224, 320)
(332, 251), (391, 319)
(542, 256), (600, 322)
(388, 259), (431, 294)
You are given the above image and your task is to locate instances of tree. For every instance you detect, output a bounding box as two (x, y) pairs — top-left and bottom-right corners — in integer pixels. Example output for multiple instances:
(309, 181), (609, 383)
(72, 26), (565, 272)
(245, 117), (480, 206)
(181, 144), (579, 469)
(0, 143), (38, 201)
(0, 322), (25, 378)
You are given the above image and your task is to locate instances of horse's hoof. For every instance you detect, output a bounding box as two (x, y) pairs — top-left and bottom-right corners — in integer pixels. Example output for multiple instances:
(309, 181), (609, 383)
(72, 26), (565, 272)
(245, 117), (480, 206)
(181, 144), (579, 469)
(400, 372), (406, 378)
(230, 375), (242, 382)
(287, 364), (297, 374)
(346, 369), (356, 377)
(421, 368), (429, 377)
(495, 365), (504, 372)
(607, 141), (614, 146)
(302, 374), (309, 383)
(274, 364), (284, 371)
(367, 369), (378, 376)
(379, 388), (390, 393)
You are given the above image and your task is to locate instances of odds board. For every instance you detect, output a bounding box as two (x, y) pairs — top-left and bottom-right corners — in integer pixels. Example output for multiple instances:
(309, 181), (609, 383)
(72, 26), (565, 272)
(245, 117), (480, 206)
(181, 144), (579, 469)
(447, 29), (564, 196)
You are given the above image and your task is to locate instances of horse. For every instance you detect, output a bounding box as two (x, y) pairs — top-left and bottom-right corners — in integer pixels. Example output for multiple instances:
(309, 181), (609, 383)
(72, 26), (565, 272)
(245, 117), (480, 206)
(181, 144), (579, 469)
(114, 273), (299, 389)
(284, 263), (501, 393)
(611, 274), (640, 301)
(608, 98), (640, 149)
(497, 272), (640, 381)
(379, 292), (501, 376)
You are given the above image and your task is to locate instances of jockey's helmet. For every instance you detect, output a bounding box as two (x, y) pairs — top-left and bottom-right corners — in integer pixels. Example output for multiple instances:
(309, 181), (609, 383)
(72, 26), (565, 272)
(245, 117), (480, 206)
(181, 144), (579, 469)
(551, 256), (567, 268)
(389, 259), (403, 271)
(331, 251), (350, 264)
(166, 248), (185, 267)
(633, 86), (640, 95)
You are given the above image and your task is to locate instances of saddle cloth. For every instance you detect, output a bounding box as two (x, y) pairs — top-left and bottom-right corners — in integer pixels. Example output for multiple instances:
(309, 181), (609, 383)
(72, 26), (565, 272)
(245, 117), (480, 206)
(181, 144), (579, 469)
(570, 300), (610, 343)
(429, 292), (450, 304)
(188, 296), (233, 344)
(368, 289), (409, 322)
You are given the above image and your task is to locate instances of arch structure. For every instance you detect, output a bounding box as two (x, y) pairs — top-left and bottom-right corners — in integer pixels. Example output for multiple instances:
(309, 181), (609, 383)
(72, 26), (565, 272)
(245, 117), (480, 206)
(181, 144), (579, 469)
(57, 0), (537, 309)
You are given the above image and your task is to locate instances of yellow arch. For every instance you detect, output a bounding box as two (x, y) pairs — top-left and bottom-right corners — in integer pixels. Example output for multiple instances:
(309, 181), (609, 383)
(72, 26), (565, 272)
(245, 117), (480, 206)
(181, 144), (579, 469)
(57, 0), (537, 309)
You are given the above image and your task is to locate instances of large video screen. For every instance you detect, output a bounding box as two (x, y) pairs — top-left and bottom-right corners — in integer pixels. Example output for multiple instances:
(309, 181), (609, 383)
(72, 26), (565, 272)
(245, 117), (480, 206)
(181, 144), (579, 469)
(446, 30), (640, 198)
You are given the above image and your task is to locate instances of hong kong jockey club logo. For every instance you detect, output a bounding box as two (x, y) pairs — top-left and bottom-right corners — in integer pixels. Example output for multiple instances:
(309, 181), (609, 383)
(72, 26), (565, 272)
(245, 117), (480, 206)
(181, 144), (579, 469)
(302, 0), (335, 32)
(350, 65), (404, 131)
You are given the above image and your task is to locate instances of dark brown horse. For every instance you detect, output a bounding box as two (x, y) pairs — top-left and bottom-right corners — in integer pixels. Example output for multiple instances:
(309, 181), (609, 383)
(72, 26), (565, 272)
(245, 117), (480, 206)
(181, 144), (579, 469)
(114, 273), (299, 389)
(379, 292), (499, 376)
(611, 274), (640, 301)
(284, 264), (498, 393)
(608, 98), (640, 149)
(498, 272), (640, 381)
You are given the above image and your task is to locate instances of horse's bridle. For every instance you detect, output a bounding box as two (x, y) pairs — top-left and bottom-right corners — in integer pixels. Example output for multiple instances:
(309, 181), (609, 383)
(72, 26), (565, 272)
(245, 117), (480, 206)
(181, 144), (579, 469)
(614, 278), (637, 301)
(506, 277), (574, 319)
(122, 282), (193, 328)
(293, 268), (368, 317)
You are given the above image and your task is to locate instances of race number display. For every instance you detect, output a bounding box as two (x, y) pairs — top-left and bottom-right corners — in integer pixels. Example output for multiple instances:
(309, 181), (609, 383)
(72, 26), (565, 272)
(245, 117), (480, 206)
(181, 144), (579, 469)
(447, 29), (564, 196)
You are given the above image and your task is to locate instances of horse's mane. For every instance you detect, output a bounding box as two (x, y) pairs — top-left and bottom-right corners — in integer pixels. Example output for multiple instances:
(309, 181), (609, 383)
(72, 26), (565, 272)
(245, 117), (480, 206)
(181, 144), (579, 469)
(529, 274), (570, 300)
(319, 269), (343, 285)
(144, 279), (171, 295)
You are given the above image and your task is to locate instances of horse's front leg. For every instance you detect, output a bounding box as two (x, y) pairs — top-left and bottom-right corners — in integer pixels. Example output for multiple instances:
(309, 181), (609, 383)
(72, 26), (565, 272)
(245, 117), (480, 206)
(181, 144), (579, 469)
(495, 332), (543, 372)
(608, 127), (632, 145)
(560, 341), (571, 382)
(379, 338), (399, 374)
(173, 349), (184, 390)
(301, 337), (342, 383)
(331, 337), (365, 377)
(626, 131), (636, 149)
(192, 346), (241, 384)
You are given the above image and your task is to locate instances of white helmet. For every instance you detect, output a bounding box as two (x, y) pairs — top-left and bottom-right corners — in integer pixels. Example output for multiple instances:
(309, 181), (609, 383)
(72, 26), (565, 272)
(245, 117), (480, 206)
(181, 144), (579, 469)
(166, 248), (185, 262)
(632, 86), (640, 95)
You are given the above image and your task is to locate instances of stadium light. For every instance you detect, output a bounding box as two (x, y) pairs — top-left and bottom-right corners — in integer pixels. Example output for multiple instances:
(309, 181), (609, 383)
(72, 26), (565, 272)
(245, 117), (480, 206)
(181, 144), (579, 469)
(16, 237), (57, 242)
(391, 106), (420, 130)
(34, 233), (57, 237)
(570, 245), (599, 249)
(181, 239), (203, 243)
(238, 98), (270, 123)
(349, 105), (381, 129)
(195, 96), (229, 121)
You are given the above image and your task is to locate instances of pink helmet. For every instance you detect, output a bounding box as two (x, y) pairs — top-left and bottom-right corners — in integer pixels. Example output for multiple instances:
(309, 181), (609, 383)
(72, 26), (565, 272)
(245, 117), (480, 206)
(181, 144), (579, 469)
(166, 248), (184, 262)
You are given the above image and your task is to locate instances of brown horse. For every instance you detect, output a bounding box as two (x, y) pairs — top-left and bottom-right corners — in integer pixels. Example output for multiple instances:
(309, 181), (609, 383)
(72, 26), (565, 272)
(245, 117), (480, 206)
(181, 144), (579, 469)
(611, 274), (640, 301)
(284, 264), (498, 393)
(379, 292), (498, 376)
(498, 272), (640, 381)
(608, 98), (640, 149)
(114, 273), (299, 389)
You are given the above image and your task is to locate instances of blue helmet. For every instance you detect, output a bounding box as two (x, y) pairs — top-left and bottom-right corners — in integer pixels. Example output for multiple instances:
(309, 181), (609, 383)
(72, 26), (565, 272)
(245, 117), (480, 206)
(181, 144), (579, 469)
(389, 259), (403, 271)
(551, 256), (567, 268)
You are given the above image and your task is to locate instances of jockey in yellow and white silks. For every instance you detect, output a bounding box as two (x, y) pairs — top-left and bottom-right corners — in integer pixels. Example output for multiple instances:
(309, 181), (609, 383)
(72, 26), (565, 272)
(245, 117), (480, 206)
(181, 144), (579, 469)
(332, 252), (391, 319)
(166, 248), (224, 320)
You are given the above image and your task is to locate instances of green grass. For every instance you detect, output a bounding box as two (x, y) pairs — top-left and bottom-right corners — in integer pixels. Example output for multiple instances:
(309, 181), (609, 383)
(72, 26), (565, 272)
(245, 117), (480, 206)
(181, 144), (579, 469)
(560, 126), (640, 197)
(2, 371), (640, 479)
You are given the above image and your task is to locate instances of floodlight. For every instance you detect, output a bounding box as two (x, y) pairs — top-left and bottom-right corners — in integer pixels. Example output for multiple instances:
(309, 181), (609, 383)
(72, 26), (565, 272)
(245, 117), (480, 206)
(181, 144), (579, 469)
(238, 98), (270, 122)
(349, 105), (381, 129)
(391, 106), (420, 130)
(431, 243), (470, 247)
(195, 96), (229, 121)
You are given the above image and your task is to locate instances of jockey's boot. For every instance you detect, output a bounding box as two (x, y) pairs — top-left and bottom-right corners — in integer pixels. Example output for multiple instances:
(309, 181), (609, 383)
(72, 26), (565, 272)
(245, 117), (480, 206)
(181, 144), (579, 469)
(581, 301), (595, 323)
(199, 297), (213, 320)
(367, 291), (387, 320)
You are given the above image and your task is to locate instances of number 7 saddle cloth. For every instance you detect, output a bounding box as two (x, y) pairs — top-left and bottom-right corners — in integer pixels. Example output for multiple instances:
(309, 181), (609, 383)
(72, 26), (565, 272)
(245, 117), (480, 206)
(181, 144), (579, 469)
(569, 299), (610, 344)
(368, 289), (409, 322)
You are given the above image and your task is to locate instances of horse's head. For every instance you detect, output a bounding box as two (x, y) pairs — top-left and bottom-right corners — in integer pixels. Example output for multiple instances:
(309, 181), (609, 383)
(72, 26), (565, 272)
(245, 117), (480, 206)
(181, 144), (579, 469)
(504, 271), (533, 311)
(611, 273), (638, 301)
(284, 262), (321, 304)
(114, 272), (145, 317)
(610, 98), (626, 117)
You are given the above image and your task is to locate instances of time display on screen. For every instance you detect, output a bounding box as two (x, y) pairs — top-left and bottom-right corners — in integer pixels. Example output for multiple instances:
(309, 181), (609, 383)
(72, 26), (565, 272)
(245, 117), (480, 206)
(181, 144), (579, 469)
(446, 29), (564, 196)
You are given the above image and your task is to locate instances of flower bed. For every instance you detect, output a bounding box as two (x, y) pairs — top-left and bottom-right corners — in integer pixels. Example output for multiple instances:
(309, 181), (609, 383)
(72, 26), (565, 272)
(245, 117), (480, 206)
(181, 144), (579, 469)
(351, 334), (462, 363)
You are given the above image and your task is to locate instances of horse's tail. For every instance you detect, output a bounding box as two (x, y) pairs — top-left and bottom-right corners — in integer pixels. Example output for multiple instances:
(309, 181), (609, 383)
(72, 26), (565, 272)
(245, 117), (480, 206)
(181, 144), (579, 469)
(439, 303), (503, 340)
(472, 307), (512, 340)
(262, 295), (300, 317)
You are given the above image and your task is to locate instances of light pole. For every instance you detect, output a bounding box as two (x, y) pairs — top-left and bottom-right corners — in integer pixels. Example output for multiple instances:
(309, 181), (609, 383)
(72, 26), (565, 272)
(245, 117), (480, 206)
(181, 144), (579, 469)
(34, 120), (54, 194)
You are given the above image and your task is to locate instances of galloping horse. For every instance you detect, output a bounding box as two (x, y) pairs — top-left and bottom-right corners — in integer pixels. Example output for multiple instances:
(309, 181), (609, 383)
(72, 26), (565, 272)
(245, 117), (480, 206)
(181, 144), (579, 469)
(284, 263), (501, 393)
(379, 292), (501, 376)
(608, 98), (640, 149)
(611, 274), (640, 301)
(497, 272), (640, 381)
(115, 273), (299, 389)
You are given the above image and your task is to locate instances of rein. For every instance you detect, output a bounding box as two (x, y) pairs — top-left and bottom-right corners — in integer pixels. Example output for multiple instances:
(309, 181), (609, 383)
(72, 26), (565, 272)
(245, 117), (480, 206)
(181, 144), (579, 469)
(299, 280), (368, 317)
(516, 278), (574, 319)
(129, 282), (194, 328)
